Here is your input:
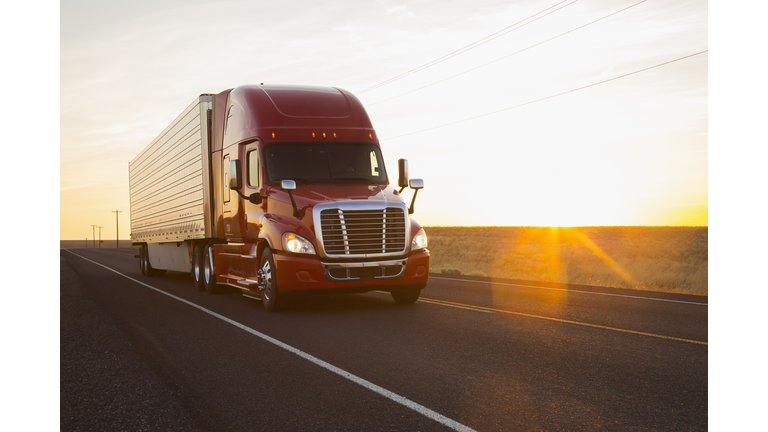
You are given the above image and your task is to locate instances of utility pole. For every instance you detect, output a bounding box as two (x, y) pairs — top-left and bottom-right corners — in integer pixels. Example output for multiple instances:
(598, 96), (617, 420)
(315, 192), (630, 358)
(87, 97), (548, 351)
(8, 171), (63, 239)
(91, 225), (97, 248)
(112, 210), (123, 249)
(97, 226), (105, 248)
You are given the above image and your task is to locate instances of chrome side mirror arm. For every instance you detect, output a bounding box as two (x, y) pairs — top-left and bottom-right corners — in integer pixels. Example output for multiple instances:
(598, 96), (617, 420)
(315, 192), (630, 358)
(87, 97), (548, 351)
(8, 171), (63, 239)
(281, 180), (302, 220)
(408, 178), (424, 215)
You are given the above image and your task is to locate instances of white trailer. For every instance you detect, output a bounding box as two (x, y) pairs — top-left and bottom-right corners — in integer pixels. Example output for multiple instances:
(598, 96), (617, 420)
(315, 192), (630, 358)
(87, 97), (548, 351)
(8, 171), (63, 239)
(129, 95), (214, 273)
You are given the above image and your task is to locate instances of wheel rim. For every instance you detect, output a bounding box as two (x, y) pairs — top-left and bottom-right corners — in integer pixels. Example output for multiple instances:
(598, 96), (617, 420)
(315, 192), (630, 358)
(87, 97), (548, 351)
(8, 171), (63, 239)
(194, 249), (201, 282)
(261, 260), (273, 302)
(204, 249), (212, 284)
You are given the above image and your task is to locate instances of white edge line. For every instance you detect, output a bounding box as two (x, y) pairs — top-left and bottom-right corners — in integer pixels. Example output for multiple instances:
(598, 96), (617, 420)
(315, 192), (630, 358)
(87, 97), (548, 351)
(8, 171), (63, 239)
(64, 250), (477, 432)
(429, 276), (708, 306)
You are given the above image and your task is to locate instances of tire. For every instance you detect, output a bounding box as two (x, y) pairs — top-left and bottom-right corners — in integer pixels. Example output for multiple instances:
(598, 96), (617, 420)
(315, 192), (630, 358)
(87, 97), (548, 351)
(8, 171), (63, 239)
(193, 243), (205, 291)
(139, 246), (147, 276)
(391, 289), (421, 304)
(260, 249), (281, 312)
(203, 246), (220, 294)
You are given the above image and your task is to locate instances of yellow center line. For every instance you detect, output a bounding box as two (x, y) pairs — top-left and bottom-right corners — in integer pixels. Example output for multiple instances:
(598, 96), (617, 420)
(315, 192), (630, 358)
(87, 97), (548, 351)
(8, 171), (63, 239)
(418, 297), (708, 346)
(419, 298), (494, 313)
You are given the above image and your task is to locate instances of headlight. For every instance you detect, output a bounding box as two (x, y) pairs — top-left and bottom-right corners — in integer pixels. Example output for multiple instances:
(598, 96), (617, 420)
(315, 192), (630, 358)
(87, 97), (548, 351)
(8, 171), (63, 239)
(411, 227), (428, 251)
(283, 232), (316, 255)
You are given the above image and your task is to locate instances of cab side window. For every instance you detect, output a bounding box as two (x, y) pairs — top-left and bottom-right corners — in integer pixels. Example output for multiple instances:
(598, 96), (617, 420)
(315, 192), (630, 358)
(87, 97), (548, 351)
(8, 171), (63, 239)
(369, 150), (381, 177)
(248, 149), (260, 187)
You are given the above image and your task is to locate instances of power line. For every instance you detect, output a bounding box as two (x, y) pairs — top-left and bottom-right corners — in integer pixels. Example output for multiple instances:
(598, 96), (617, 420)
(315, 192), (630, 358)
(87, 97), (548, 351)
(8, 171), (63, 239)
(357, 0), (579, 95)
(368, 0), (648, 107)
(381, 50), (708, 141)
(358, 0), (577, 94)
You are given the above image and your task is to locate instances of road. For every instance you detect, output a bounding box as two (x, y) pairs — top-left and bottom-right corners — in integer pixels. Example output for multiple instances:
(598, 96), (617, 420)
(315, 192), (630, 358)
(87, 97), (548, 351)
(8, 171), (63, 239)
(61, 248), (707, 431)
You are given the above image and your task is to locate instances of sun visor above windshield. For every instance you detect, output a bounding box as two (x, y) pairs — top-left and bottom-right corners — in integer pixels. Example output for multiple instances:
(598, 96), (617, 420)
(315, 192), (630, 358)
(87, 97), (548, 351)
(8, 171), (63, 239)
(221, 85), (376, 147)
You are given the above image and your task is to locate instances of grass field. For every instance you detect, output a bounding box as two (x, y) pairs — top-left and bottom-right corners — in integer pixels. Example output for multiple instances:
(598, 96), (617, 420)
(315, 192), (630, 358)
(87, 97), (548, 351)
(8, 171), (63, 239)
(425, 226), (708, 296)
(60, 240), (136, 249)
(61, 227), (708, 296)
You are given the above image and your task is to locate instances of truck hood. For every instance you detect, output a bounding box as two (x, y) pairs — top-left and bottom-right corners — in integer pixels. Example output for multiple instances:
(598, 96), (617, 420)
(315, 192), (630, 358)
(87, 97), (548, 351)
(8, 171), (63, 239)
(288, 184), (405, 205)
(258, 183), (421, 256)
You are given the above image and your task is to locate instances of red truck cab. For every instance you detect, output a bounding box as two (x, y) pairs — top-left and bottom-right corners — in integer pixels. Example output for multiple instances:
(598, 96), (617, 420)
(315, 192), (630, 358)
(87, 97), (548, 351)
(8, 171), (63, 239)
(195, 84), (429, 311)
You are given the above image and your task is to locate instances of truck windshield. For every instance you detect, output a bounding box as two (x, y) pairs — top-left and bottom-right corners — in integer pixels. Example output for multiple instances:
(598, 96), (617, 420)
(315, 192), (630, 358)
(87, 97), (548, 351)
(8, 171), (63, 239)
(264, 143), (388, 185)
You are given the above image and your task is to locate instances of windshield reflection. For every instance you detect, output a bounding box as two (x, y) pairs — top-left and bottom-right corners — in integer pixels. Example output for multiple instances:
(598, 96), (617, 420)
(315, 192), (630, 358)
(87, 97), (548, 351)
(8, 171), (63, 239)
(265, 143), (388, 185)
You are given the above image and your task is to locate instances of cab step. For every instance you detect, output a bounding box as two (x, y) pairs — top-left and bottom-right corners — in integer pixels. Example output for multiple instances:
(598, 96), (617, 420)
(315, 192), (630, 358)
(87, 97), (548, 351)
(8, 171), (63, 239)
(242, 291), (262, 301)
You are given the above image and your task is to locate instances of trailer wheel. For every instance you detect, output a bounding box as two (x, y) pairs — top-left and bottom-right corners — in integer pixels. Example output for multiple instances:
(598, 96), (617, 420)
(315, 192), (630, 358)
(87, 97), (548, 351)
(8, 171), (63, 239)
(203, 246), (219, 294)
(391, 289), (421, 304)
(260, 249), (282, 312)
(139, 246), (147, 276)
(193, 243), (205, 291)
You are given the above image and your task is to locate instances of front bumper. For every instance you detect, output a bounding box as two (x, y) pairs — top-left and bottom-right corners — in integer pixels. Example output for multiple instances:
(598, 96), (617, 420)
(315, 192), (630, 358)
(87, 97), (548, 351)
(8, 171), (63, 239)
(273, 249), (430, 292)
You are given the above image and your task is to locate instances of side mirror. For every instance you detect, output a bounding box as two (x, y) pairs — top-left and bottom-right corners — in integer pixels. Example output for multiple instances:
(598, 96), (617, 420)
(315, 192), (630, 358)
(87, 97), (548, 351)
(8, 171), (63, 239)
(230, 159), (261, 204)
(281, 180), (301, 219)
(229, 160), (242, 190)
(281, 179), (297, 191)
(409, 178), (424, 190)
(398, 159), (409, 191)
(406, 178), (424, 215)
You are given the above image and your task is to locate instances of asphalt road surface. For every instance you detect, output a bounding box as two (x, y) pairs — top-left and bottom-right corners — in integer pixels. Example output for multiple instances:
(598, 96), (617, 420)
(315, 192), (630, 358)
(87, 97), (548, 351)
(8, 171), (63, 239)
(61, 248), (707, 431)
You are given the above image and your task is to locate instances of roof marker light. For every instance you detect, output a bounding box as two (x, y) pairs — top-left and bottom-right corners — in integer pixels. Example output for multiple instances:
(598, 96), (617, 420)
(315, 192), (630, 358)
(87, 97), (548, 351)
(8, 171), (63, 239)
(271, 132), (276, 139)
(333, 133), (337, 139)
(368, 133), (373, 140)
(312, 132), (316, 138)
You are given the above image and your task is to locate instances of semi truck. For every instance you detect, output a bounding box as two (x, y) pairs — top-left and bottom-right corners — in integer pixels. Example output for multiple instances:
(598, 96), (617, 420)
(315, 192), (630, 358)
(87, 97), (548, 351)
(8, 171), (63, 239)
(129, 84), (429, 311)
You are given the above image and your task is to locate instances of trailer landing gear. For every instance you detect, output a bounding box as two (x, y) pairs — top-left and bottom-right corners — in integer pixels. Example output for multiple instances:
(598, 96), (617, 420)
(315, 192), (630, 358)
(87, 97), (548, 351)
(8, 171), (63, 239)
(140, 245), (165, 277)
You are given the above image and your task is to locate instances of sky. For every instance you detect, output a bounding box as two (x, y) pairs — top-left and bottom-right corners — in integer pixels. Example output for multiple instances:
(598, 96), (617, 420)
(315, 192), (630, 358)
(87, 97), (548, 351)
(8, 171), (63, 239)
(59, 0), (708, 240)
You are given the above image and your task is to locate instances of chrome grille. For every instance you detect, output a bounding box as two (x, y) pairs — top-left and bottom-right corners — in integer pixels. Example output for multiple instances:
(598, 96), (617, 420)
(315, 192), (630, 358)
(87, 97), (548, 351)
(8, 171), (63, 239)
(320, 207), (406, 255)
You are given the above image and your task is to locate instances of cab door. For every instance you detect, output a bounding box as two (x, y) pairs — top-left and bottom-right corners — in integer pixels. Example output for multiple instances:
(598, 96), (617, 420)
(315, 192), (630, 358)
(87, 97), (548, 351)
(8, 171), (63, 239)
(221, 153), (244, 280)
(242, 143), (264, 242)
(239, 143), (265, 282)
(222, 153), (242, 240)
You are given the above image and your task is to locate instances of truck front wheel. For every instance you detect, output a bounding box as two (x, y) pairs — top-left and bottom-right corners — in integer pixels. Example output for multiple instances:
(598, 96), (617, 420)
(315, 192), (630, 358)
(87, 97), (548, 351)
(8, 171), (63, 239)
(391, 289), (421, 304)
(260, 249), (281, 312)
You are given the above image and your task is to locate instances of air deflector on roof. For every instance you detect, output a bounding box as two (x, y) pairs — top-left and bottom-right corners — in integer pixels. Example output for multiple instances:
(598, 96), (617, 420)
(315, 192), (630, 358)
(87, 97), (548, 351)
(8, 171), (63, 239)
(262, 86), (352, 118)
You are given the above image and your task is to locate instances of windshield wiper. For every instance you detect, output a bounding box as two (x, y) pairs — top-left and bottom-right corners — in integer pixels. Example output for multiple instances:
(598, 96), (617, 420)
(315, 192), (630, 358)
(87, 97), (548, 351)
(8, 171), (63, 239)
(274, 178), (314, 184)
(335, 177), (375, 184)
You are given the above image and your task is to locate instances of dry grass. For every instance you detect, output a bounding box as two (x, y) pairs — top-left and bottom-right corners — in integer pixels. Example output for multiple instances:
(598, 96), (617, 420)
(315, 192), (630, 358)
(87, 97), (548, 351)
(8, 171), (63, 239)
(425, 226), (708, 296)
(60, 240), (137, 249)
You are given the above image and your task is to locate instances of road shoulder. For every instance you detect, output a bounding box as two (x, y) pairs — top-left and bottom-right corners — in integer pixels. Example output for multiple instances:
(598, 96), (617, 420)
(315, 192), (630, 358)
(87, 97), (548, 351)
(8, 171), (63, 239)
(60, 252), (201, 431)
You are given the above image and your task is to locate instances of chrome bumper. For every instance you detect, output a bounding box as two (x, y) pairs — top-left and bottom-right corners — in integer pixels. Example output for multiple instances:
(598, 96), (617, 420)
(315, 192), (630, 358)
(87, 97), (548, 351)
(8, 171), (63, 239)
(321, 259), (408, 282)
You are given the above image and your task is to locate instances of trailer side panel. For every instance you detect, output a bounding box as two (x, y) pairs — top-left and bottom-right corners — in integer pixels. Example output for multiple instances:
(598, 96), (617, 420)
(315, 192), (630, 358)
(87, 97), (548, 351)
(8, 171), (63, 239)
(129, 96), (213, 244)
